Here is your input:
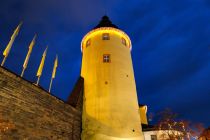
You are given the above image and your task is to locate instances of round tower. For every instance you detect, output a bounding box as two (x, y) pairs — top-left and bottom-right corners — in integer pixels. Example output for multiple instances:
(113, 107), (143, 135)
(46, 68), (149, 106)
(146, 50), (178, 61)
(81, 16), (144, 140)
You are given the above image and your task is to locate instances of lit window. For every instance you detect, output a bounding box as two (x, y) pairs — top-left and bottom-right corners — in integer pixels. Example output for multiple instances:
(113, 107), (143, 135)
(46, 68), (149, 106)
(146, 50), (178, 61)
(122, 37), (127, 46)
(151, 135), (157, 140)
(102, 33), (110, 40)
(86, 39), (91, 47)
(103, 54), (110, 63)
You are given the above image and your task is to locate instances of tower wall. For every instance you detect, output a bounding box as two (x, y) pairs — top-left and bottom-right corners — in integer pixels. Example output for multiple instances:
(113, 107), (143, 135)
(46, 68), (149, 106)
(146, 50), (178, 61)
(81, 27), (143, 140)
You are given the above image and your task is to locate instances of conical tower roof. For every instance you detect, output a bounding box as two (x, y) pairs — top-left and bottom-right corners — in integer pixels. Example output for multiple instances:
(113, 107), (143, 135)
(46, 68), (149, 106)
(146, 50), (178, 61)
(94, 16), (118, 29)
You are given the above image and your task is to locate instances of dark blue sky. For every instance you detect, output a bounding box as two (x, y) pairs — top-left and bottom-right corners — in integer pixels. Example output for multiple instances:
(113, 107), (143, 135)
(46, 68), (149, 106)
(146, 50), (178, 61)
(0, 0), (209, 126)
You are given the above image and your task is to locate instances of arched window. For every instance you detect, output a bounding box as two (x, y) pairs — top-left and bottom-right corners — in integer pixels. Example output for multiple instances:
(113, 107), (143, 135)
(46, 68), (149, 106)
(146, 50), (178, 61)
(102, 33), (110, 40)
(86, 39), (91, 47)
(122, 37), (127, 46)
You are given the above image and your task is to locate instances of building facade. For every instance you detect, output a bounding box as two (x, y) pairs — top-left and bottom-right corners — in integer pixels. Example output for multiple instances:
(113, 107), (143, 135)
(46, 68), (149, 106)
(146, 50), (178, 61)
(80, 16), (144, 140)
(0, 16), (174, 140)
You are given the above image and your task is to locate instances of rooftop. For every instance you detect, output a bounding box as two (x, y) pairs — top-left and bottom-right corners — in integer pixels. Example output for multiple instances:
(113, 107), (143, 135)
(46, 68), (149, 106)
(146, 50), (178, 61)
(94, 16), (119, 29)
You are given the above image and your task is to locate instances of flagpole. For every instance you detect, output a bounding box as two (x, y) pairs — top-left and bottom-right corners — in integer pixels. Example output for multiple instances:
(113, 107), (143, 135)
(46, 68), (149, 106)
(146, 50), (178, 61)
(35, 46), (48, 86)
(21, 68), (25, 77)
(36, 76), (40, 85)
(49, 78), (53, 93)
(49, 55), (58, 93)
(21, 35), (37, 77)
(1, 22), (23, 67)
(1, 57), (7, 66)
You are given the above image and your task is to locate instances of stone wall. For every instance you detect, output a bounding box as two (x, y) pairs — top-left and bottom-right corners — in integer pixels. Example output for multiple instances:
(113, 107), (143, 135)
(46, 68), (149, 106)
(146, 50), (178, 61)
(0, 67), (82, 140)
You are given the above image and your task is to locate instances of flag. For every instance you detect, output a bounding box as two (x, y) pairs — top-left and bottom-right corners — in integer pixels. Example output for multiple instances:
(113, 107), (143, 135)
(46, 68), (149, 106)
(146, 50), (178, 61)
(23, 35), (36, 69)
(52, 55), (58, 79)
(3, 22), (23, 57)
(36, 47), (47, 77)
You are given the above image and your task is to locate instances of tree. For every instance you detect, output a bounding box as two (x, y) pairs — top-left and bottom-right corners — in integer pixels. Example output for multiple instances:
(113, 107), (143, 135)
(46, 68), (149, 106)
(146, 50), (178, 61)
(154, 108), (204, 140)
(199, 127), (210, 140)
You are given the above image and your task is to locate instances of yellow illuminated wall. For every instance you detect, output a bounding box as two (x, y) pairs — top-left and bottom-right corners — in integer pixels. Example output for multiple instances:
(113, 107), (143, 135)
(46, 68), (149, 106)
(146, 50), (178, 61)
(139, 105), (148, 125)
(81, 27), (144, 140)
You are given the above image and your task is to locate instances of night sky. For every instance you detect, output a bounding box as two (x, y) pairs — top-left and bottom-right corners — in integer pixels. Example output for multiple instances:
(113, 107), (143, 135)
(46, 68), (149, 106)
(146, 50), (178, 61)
(0, 0), (209, 127)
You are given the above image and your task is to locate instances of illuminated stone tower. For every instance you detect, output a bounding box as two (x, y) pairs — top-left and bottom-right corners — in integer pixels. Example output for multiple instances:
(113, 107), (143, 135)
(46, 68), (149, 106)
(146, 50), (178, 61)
(81, 16), (144, 140)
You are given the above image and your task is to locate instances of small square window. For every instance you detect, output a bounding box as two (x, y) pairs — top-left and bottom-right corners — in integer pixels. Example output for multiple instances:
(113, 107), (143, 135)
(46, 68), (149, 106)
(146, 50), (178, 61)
(86, 39), (91, 47)
(122, 37), (127, 46)
(151, 135), (157, 140)
(102, 33), (110, 40)
(103, 54), (111, 63)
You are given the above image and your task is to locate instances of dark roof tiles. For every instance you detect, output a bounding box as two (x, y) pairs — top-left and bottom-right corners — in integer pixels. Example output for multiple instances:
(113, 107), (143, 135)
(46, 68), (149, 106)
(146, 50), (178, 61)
(94, 15), (119, 29)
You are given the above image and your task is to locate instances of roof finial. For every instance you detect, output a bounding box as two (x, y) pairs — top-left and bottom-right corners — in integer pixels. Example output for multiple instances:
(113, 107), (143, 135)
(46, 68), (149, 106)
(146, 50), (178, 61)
(94, 16), (119, 29)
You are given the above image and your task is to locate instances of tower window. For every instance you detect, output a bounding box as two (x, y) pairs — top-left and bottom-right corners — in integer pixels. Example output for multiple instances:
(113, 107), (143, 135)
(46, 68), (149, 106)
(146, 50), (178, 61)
(102, 33), (110, 40)
(103, 54), (111, 63)
(122, 37), (127, 46)
(86, 39), (91, 47)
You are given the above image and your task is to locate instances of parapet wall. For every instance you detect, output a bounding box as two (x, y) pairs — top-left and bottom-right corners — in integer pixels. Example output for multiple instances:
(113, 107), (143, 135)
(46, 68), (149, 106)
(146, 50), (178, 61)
(0, 67), (81, 140)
